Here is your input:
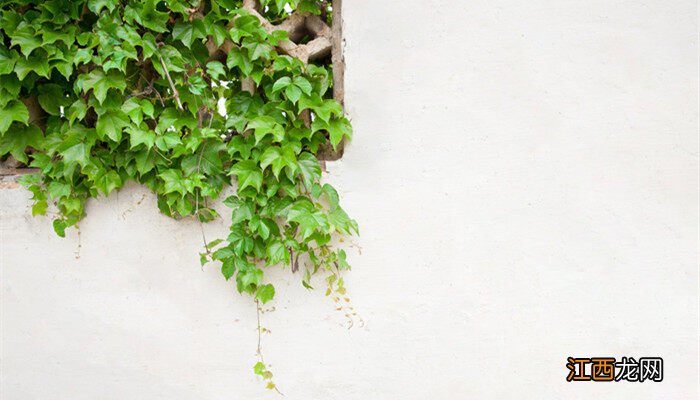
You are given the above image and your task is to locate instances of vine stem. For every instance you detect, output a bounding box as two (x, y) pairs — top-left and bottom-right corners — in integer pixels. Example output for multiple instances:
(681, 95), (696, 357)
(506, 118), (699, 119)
(193, 89), (218, 258)
(256, 299), (284, 396)
(256, 299), (263, 361)
(157, 54), (184, 111)
(74, 223), (81, 260)
(195, 141), (209, 257)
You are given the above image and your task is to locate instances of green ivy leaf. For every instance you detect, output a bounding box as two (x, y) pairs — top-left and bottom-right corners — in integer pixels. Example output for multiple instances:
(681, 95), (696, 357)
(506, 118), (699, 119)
(9, 23), (41, 56)
(284, 84), (302, 104)
(14, 54), (50, 79)
(297, 0), (320, 14)
(221, 258), (236, 280)
(127, 125), (156, 149)
(38, 84), (70, 116)
(121, 98), (143, 125)
(329, 206), (358, 235)
(0, 100), (29, 134)
(266, 240), (289, 265)
(287, 199), (329, 240)
(67, 101), (88, 126)
(231, 202), (254, 224)
(293, 76), (312, 95)
(318, 184), (339, 209)
(88, 0), (119, 14)
(206, 61), (226, 80)
(226, 47), (253, 75)
(0, 124), (42, 163)
(58, 126), (97, 168)
(96, 111), (129, 142)
(313, 117), (352, 149)
(260, 144), (297, 178)
(257, 218), (279, 240)
(197, 207), (218, 222)
(243, 40), (273, 61)
(230, 14), (263, 41)
(229, 160), (263, 192)
(296, 152), (321, 189)
(0, 47), (18, 75)
(247, 116), (284, 144)
(237, 266), (263, 293)
(155, 131), (183, 151)
(173, 20), (207, 47)
(80, 69), (127, 104)
(94, 170), (122, 196)
(212, 246), (235, 261)
(299, 94), (342, 122)
(137, 0), (171, 32)
(53, 219), (67, 238)
(272, 76), (291, 92)
(208, 23), (228, 47)
(47, 181), (72, 200)
(159, 169), (187, 196)
(255, 284), (275, 304)
(32, 200), (48, 216)
(253, 361), (266, 375)
(43, 26), (76, 46)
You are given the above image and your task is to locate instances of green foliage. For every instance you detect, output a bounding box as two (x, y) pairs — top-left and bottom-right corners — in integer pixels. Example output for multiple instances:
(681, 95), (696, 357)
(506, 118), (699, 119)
(0, 0), (355, 336)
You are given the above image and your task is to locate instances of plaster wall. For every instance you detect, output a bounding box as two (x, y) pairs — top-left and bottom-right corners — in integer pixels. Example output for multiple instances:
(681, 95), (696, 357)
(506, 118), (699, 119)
(1, 1), (698, 398)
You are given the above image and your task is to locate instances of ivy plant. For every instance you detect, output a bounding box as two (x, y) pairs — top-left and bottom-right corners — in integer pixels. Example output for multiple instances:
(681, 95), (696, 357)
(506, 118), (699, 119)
(0, 0), (356, 390)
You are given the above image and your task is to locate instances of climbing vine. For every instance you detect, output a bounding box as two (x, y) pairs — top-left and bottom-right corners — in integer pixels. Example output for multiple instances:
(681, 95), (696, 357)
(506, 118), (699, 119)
(0, 0), (357, 390)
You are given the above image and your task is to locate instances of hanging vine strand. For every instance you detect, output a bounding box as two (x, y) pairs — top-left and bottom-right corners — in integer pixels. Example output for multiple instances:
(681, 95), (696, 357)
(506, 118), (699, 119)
(0, 0), (357, 390)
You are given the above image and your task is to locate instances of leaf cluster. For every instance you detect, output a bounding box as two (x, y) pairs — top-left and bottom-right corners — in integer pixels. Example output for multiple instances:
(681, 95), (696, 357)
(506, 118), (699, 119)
(0, 0), (356, 307)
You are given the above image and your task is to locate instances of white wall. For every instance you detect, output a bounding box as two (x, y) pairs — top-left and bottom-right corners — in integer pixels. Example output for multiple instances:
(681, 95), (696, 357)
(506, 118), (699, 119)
(2, 1), (698, 398)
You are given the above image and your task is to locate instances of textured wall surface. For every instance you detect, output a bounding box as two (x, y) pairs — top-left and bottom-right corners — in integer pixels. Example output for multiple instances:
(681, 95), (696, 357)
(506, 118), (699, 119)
(1, 1), (698, 398)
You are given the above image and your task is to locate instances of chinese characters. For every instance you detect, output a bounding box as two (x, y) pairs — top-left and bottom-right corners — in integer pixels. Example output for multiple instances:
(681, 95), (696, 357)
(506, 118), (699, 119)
(566, 357), (663, 382)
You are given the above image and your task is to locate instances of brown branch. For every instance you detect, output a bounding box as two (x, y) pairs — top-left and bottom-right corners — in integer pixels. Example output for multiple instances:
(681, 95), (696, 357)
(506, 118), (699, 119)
(157, 54), (184, 111)
(331, 0), (344, 106)
(318, 0), (328, 20)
